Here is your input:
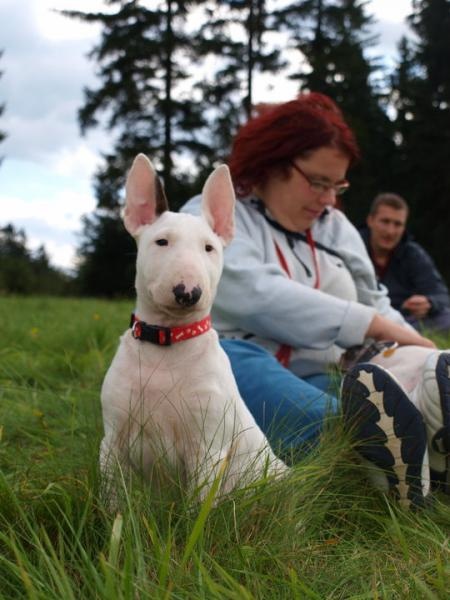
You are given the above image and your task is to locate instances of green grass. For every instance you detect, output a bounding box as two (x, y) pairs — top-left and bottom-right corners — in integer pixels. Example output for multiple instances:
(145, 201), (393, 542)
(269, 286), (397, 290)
(0, 295), (449, 599)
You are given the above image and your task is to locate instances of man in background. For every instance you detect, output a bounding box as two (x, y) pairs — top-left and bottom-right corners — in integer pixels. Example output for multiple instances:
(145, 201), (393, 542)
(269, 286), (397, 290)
(360, 192), (450, 334)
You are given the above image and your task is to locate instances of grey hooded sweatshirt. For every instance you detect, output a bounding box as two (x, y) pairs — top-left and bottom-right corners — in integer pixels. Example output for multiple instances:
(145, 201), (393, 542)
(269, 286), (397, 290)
(182, 196), (409, 377)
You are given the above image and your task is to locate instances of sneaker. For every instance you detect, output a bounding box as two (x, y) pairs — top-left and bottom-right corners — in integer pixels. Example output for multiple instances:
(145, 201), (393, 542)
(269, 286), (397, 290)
(413, 351), (450, 493)
(341, 362), (430, 508)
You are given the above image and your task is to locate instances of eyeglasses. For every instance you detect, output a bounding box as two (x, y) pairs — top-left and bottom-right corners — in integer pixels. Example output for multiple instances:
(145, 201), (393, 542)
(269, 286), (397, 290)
(290, 161), (350, 196)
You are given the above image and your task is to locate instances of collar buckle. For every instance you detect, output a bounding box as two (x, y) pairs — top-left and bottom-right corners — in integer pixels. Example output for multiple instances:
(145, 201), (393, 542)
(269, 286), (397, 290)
(131, 315), (172, 346)
(131, 319), (142, 340)
(156, 326), (172, 346)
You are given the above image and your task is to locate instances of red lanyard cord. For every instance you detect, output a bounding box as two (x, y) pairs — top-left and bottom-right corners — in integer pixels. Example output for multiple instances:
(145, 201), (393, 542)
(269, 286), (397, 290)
(306, 229), (320, 289)
(272, 232), (321, 367)
(273, 240), (292, 367)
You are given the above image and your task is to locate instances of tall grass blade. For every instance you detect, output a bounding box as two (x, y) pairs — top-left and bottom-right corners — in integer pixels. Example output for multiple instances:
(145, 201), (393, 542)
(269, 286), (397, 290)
(179, 458), (228, 570)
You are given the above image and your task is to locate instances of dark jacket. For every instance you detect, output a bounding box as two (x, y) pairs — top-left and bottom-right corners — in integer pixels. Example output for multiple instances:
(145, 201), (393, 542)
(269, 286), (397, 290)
(359, 226), (450, 317)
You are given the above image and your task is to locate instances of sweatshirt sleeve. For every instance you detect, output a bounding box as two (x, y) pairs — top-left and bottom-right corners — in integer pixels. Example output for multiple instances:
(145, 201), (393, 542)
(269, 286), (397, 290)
(212, 203), (376, 350)
(321, 211), (410, 327)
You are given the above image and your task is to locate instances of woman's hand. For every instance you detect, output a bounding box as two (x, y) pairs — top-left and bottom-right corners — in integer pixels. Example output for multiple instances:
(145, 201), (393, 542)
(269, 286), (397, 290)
(366, 313), (436, 349)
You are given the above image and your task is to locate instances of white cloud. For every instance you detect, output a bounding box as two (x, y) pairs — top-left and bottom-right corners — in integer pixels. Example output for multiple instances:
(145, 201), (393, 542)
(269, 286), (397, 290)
(370, 0), (412, 23)
(53, 141), (105, 179)
(33, 0), (104, 42)
(31, 237), (79, 271)
(0, 157), (98, 269)
(0, 0), (112, 269)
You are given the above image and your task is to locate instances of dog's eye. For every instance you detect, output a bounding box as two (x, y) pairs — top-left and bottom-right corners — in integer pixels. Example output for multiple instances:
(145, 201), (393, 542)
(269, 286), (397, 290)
(155, 239), (168, 246)
(205, 244), (214, 252)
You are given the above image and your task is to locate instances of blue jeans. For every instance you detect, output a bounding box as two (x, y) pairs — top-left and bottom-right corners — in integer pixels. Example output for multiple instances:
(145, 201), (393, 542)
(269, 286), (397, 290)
(220, 339), (339, 460)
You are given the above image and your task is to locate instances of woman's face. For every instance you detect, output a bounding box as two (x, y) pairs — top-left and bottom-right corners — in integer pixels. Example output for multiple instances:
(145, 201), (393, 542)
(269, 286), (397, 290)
(256, 146), (350, 232)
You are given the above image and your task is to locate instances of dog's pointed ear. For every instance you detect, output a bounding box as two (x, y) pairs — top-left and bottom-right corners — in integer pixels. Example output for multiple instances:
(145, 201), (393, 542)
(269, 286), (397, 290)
(123, 154), (168, 236)
(201, 164), (235, 246)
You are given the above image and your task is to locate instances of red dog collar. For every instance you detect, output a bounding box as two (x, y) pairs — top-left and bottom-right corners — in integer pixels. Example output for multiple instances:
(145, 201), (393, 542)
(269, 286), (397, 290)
(130, 313), (212, 346)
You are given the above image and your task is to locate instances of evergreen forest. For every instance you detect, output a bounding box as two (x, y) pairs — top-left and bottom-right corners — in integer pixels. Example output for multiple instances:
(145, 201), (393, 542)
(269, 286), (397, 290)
(1, 0), (450, 296)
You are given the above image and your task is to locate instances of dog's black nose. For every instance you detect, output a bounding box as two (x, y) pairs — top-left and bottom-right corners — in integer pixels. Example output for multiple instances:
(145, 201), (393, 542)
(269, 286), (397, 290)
(173, 284), (202, 307)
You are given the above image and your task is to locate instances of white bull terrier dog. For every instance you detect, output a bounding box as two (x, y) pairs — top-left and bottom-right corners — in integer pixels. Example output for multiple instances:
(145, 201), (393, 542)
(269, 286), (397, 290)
(100, 154), (288, 503)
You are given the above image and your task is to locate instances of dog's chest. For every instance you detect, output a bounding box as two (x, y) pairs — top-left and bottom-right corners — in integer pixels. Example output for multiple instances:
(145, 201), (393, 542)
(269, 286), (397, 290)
(102, 330), (234, 417)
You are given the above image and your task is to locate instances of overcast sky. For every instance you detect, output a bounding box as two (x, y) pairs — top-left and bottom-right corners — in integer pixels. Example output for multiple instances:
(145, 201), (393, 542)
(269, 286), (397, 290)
(0, 0), (413, 271)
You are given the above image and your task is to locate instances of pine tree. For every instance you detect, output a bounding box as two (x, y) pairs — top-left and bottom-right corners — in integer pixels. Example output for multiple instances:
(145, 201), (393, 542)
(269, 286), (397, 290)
(389, 36), (420, 184)
(63, 0), (209, 207)
(391, 0), (450, 281)
(75, 211), (137, 297)
(274, 0), (396, 223)
(0, 225), (72, 295)
(193, 1), (284, 165)
(66, 1), (287, 295)
(64, 1), (212, 295)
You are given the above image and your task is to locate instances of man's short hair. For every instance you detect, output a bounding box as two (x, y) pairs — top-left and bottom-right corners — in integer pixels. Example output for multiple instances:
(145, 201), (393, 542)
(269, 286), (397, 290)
(369, 193), (409, 217)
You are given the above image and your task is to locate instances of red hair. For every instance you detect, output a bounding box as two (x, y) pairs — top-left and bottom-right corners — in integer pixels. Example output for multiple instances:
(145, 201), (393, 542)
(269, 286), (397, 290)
(228, 92), (360, 197)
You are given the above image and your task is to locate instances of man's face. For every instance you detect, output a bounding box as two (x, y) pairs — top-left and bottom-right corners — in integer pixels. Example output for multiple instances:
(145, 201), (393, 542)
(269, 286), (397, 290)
(367, 205), (408, 253)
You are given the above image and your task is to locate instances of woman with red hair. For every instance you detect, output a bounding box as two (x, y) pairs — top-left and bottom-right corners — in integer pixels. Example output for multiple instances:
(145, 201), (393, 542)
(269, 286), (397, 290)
(183, 92), (449, 507)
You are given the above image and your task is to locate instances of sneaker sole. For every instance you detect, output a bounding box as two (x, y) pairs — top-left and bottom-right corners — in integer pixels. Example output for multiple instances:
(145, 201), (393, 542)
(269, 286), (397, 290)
(428, 352), (450, 493)
(342, 363), (429, 507)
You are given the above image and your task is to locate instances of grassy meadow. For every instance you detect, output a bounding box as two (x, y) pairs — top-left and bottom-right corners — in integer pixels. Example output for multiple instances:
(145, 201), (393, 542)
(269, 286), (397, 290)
(0, 295), (449, 599)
